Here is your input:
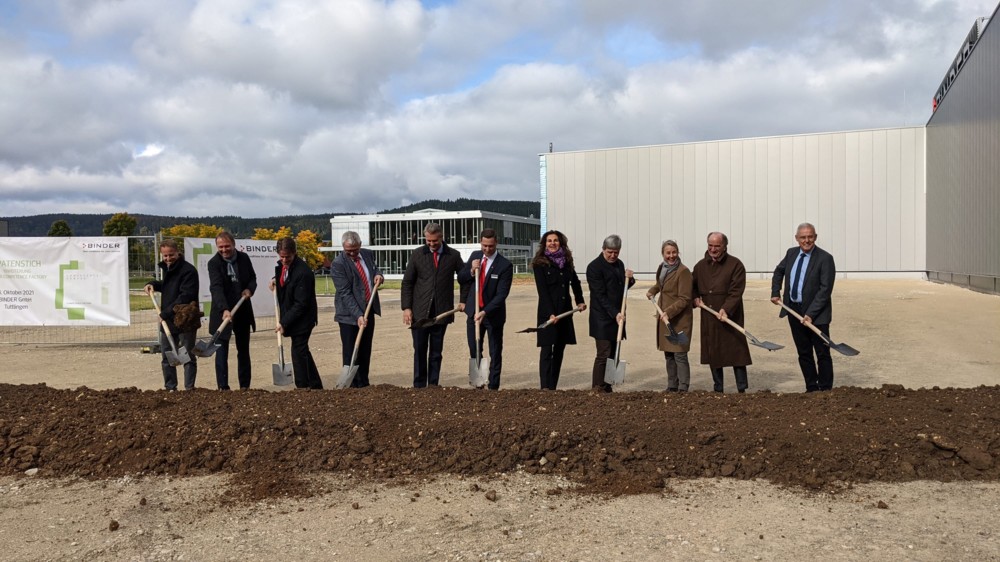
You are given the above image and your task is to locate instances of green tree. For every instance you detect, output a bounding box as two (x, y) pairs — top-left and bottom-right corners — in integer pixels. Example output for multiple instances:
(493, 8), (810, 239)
(103, 212), (137, 236)
(47, 220), (73, 236)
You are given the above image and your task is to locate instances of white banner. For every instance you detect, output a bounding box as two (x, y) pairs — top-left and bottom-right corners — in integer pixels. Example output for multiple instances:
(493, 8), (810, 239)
(185, 238), (279, 319)
(0, 237), (129, 326)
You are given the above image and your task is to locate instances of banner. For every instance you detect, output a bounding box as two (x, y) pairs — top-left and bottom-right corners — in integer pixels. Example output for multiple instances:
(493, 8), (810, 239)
(0, 237), (129, 326)
(185, 238), (280, 319)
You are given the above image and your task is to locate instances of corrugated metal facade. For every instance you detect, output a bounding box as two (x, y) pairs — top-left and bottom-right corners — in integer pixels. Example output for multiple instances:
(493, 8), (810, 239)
(541, 128), (926, 276)
(926, 10), (1000, 293)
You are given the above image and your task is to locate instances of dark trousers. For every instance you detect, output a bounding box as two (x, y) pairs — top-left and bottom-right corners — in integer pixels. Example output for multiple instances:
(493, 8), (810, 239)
(539, 344), (566, 390)
(214, 321), (251, 390)
(466, 316), (504, 389)
(592, 339), (614, 390)
(289, 328), (322, 389)
(787, 304), (834, 391)
(339, 316), (376, 388)
(411, 323), (447, 387)
(711, 366), (748, 393)
(160, 328), (197, 390)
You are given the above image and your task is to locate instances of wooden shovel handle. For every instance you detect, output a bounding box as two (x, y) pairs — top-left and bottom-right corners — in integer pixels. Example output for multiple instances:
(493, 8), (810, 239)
(648, 296), (675, 329)
(214, 295), (247, 335)
(696, 301), (747, 335)
(777, 301), (828, 340)
(353, 284), (380, 350)
(615, 280), (629, 343)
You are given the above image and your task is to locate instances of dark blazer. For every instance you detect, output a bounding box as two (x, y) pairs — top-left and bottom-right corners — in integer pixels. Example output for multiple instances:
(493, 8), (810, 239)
(771, 245), (836, 325)
(533, 259), (585, 347)
(401, 243), (464, 323)
(274, 256), (317, 337)
(332, 248), (382, 325)
(207, 250), (257, 334)
(458, 251), (513, 324)
(150, 256), (199, 335)
(586, 255), (636, 341)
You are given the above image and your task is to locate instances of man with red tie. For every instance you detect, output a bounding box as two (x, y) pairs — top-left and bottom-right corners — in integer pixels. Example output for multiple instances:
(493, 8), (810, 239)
(332, 231), (384, 388)
(401, 222), (464, 387)
(458, 228), (514, 389)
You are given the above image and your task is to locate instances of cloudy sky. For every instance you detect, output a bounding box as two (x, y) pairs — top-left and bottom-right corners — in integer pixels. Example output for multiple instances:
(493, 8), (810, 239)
(1, 0), (996, 218)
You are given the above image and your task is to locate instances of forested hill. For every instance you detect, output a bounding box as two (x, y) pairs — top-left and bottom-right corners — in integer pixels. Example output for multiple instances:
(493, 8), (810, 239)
(1, 199), (540, 237)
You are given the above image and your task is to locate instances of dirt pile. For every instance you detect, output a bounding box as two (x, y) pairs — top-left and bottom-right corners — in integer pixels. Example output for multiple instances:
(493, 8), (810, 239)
(1, 383), (998, 501)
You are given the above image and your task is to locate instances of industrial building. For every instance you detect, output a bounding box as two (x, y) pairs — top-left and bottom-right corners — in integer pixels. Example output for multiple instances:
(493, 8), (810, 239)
(540, 8), (998, 294)
(323, 209), (540, 276)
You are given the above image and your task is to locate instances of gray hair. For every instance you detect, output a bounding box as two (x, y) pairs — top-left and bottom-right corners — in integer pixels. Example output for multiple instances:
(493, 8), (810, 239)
(661, 239), (679, 253)
(341, 231), (362, 246)
(707, 231), (729, 246)
(796, 222), (816, 234)
(602, 234), (622, 250)
(424, 222), (442, 236)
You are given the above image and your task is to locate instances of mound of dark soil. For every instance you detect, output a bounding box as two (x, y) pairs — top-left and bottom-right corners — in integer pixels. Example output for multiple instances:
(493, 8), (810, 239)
(1, 383), (997, 500)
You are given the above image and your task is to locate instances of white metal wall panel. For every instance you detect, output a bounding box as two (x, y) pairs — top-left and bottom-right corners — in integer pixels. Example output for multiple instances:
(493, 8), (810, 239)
(543, 126), (926, 275)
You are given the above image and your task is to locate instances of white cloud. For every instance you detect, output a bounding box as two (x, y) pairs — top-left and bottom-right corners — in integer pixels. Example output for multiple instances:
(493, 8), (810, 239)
(1, 0), (997, 219)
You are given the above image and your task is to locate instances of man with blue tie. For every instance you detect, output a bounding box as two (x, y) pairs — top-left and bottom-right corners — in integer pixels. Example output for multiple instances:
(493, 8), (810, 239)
(332, 231), (384, 388)
(770, 223), (837, 392)
(458, 228), (514, 389)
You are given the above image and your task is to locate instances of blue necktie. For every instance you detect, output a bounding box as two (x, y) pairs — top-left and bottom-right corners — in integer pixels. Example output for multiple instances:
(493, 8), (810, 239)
(790, 253), (806, 301)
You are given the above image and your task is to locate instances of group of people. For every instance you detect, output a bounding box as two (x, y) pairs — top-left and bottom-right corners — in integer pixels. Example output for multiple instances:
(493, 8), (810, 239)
(145, 221), (839, 394)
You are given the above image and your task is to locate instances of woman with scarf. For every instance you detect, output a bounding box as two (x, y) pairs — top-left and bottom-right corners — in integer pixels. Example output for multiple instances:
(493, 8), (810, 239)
(646, 240), (693, 392)
(531, 230), (586, 390)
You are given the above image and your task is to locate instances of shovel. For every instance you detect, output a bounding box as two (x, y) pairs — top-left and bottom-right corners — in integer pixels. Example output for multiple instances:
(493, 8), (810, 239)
(193, 295), (247, 357)
(147, 290), (190, 367)
(648, 296), (690, 346)
(604, 280), (630, 386)
(271, 289), (294, 386)
(336, 284), (380, 389)
(777, 302), (860, 356)
(696, 302), (784, 351)
(409, 307), (463, 329)
(468, 268), (490, 388)
(517, 308), (582, 333)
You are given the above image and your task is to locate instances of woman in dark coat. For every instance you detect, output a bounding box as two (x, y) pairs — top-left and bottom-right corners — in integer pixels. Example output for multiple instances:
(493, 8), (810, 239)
(532, 230), (587, 390)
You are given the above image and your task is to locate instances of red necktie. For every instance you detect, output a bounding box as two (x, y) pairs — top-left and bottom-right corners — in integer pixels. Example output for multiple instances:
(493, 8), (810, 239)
(280, 265), (288, 287)
(478, 257), (487, 308)
(433, 251), (439, 268)
(354, 256), (371, 301)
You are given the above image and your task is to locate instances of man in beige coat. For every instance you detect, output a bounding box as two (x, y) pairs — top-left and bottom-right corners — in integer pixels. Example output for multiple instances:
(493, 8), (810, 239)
(646, 240), (693, 391)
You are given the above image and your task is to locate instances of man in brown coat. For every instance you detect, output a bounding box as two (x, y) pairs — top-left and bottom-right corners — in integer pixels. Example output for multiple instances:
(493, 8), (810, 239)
(401, 222), (465, 387)
(692, 232), (752, 393)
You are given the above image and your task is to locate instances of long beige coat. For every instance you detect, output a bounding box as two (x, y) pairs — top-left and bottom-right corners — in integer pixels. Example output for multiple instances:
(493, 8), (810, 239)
(646, 263), (693, 353)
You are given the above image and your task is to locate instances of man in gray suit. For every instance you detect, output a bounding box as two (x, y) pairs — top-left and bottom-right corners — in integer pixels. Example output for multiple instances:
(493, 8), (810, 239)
(332, 231), (383, 387)
(770, 223), (837, 392)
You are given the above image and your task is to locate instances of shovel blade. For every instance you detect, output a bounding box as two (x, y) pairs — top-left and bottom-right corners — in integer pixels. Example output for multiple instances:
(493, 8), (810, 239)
(174, 347), (192, 365)
(830, 342), (860, 356)
(336, 364), (359, 389)
(272, 364), (293, 386)
(604, 359), (626, 385)
(665, 329), (690, 346)
(192, 339), (220, 357)
(750, 338), (784, 351)
(469, 358), (489, 388)
(164, 351), (183, 367)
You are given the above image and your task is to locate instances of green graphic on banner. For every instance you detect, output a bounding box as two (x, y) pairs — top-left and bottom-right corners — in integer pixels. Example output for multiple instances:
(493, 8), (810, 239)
(192, 242), (215, 318)
(55, 260), (86, 320)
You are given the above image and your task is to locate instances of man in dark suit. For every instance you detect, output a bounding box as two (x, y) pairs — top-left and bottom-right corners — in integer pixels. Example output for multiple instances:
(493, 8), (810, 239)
(586, 234), (635, 393)
(771, 222), (837, 392)
(272, 237), (322, 389)
(145, 238), (199, 391)
(332, 230), (383, 388)
(458, 228), (513, 390)
(207, 231), (256, 390)
(401, 222), (464, 387)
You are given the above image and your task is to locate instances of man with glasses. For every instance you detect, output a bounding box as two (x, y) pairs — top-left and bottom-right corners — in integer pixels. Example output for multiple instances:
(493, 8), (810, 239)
(586, 234), (635, 393)
(770, 223), (837, 391)
(332, 231), (384, 388)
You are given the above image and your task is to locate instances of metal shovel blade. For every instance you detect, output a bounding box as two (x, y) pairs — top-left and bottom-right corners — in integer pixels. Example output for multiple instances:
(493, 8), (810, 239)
(164, 350), (183, 367)
(172, 346), (192, 366)
(272, 363), (293, 386)
(604, 359), (626, 385)
(829, 341), (860, 356)
(665, 325), (690, 346)
(336, 364), (359, 389)
(745, 332), (784, 351)
(469, 357), (489, 388)
(192, 338), (221, 357)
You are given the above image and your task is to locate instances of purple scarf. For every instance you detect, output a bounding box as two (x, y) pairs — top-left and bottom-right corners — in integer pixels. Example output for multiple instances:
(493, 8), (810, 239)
(545, 248), (567, 269)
